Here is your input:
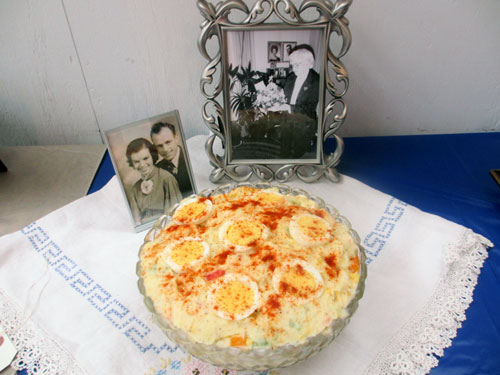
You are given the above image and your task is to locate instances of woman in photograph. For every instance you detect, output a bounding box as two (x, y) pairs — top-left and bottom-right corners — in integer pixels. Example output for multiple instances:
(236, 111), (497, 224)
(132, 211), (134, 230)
(125, 138), (182, 225)
(269, 44), (281, 63)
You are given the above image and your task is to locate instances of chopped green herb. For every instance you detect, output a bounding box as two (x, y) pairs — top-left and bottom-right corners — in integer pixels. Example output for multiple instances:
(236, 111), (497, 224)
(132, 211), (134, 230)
(252, 338), (269, 347)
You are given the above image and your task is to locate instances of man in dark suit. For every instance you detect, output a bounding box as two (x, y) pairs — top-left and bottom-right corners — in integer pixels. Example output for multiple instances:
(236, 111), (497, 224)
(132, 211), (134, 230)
(280, 44), (319, 158)
(150, 122), (193, 196)
(283, 44), (320, 121)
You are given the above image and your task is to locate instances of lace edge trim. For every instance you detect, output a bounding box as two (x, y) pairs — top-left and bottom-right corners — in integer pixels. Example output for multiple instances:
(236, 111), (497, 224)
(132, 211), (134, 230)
(0, 288), (88, 375)
(364, 229), (493, 375)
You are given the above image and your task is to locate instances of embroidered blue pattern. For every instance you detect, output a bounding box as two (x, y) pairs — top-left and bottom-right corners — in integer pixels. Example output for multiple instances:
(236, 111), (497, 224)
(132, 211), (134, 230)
(21, 223), (177, 354)
(19, 197), (406, 367)
(363, 198), (408, 264)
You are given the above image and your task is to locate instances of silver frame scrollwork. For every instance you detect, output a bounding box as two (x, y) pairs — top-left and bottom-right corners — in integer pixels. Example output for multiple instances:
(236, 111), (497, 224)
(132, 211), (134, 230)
(198, 0), (352, 183)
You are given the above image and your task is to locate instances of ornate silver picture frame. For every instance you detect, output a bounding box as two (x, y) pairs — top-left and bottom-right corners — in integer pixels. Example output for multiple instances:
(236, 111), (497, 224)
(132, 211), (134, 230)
(198, 0), (352, 183)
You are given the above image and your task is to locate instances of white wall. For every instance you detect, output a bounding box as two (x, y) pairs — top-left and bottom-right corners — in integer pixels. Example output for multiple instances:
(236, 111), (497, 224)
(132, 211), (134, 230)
(0, 0), (102, 145)
(343, 0), (500, 136)
(1, 0), (499, 146)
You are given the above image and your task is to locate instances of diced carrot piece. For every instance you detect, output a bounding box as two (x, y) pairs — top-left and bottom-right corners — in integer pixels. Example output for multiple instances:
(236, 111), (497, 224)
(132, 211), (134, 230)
(349, 256), (360, 273)
(230, 335), (247, 347)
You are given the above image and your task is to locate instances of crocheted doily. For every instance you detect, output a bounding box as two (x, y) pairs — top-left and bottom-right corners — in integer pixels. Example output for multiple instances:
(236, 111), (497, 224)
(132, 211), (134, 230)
(364, 229), (492, 375)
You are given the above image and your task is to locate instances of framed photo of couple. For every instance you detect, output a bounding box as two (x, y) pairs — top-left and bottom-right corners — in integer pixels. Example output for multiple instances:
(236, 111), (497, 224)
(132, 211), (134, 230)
(198, 0), (352, 183)
(104, 110), (196, 232)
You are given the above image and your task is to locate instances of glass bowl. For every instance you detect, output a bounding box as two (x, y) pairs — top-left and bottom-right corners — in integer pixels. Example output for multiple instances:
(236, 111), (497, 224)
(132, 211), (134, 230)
(136, 182), (367, 371)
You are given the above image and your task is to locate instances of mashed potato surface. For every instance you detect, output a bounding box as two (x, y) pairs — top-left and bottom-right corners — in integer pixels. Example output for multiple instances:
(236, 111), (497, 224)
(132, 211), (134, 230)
(139, 187), (361, 348)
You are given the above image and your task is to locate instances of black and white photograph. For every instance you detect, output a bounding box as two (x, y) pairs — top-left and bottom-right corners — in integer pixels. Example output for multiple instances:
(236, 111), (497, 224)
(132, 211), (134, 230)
(267, 41), (282, 63)
(225, 27), (325, 163)
(105, 110), (195, 231)
(282, 41), (297, 62)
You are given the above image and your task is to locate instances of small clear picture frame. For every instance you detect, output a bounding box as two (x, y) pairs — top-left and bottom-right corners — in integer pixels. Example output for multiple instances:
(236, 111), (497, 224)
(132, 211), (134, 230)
(104, 110), (196, 232)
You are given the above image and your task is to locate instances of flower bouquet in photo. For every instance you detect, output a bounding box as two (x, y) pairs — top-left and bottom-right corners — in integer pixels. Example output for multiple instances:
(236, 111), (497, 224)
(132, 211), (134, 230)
(254, 82), (288, 117)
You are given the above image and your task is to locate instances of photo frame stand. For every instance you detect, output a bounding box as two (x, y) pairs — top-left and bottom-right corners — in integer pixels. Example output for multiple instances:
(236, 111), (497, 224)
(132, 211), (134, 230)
(198, 0), (352, 183)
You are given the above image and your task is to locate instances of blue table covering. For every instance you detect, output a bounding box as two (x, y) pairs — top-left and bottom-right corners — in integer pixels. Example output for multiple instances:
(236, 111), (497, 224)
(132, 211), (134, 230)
(87, 132), (500, 375)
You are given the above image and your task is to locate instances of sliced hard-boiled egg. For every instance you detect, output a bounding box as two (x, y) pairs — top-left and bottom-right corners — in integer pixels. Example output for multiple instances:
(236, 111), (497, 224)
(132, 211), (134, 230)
(289, 213), (332, 246)
(254, 189), (285, 206)
(272, 260), (324, 305)
(172, 197), (213, 225)
(163, 237), (210, 272)
(208, 273), (260, 320)
(219, 219), (270, 252)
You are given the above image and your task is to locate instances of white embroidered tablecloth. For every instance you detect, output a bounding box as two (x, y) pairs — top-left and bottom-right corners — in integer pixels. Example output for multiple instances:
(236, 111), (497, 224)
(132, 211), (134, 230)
(0, 135), (492, 375)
